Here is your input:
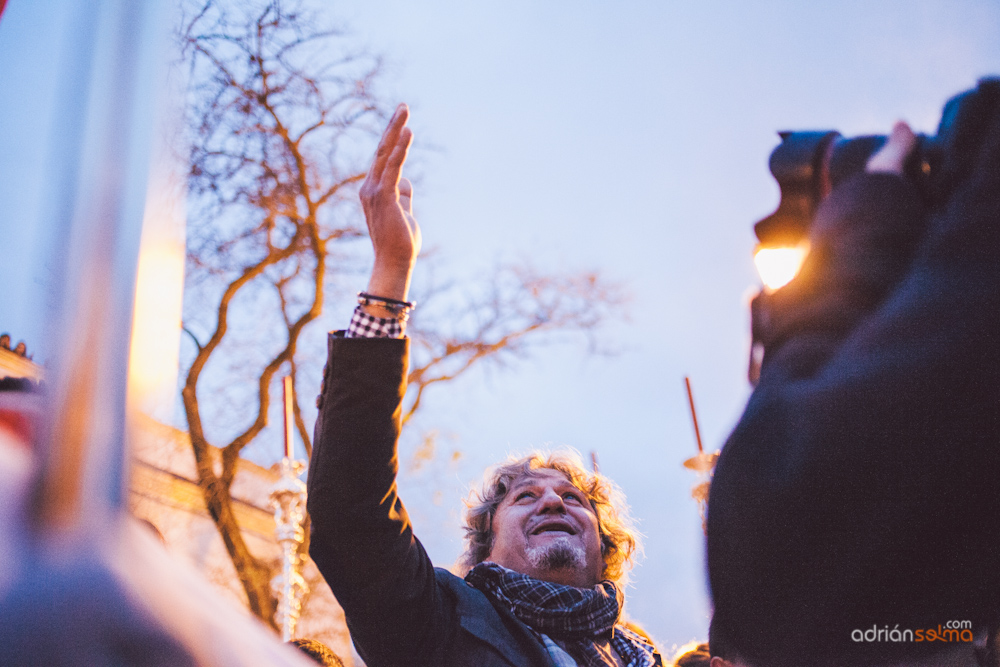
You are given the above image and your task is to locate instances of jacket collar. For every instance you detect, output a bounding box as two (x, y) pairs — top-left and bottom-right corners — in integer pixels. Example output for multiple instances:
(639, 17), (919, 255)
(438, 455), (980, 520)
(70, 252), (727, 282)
(437, 569), (555, 667)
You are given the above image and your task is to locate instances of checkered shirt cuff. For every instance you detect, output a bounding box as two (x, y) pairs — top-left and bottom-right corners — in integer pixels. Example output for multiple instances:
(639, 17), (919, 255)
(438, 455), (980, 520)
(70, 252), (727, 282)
(346, 305), (406, 339)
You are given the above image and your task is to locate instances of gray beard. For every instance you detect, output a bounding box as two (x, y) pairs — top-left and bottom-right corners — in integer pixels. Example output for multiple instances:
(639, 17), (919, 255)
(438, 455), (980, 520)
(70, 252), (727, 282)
(524, 535), (587, 572)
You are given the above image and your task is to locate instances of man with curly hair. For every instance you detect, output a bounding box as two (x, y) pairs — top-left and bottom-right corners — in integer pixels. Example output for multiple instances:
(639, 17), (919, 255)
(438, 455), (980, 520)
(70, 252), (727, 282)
(307, 105), (662, 667)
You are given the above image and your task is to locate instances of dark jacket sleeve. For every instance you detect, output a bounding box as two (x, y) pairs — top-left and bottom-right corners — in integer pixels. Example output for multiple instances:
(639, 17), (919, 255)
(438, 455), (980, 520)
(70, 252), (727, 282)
(707, 98), (1000, 667)
(307, 335), (454, 667)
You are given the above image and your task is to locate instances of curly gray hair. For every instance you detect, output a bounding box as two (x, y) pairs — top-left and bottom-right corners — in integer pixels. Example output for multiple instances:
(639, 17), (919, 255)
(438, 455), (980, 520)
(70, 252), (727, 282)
(458, 450), (640, 584)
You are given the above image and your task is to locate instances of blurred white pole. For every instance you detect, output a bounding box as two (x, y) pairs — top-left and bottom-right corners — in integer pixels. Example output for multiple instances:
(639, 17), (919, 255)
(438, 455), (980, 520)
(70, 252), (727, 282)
(0, 4), (318, 664)
(30, 0), (171, 539)
(126, 85), (187, 423)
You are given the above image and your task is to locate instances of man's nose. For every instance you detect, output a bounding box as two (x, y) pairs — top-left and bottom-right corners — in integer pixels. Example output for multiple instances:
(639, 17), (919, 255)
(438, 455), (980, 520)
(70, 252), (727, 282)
(537, 488), (567, 513)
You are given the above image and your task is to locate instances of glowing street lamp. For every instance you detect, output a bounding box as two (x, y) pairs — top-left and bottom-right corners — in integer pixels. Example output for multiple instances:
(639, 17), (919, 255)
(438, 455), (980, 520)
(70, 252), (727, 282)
(749, 242), (809, 383)
(751, 130), (839, 291)
(746, 131), (838, 382)
(753, 243), (809, 291)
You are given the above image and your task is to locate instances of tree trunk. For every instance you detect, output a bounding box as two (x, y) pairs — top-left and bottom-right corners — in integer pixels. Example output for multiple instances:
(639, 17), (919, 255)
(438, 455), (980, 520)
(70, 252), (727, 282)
(182, 383), (278, 629)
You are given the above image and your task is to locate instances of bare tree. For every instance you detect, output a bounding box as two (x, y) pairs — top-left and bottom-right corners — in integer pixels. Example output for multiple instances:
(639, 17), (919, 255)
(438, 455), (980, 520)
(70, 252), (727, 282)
(178, 0), (627, 629)
(405, 264), (626, 424)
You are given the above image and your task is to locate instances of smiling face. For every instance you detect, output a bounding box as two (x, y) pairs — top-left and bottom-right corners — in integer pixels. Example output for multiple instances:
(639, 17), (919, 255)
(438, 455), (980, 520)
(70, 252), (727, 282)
(487, 468), (604, 587)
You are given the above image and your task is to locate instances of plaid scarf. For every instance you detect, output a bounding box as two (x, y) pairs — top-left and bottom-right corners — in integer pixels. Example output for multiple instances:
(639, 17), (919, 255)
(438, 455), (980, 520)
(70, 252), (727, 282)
(465, 562), (659, 667)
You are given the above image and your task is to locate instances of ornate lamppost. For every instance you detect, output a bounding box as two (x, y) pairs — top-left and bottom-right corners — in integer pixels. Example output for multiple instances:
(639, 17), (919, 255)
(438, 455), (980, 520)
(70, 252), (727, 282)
(270, 375), (309, 641)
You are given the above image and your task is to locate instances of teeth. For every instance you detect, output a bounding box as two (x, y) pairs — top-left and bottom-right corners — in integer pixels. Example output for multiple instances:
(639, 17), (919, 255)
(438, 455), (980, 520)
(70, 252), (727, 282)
(535, 526), (572, 534)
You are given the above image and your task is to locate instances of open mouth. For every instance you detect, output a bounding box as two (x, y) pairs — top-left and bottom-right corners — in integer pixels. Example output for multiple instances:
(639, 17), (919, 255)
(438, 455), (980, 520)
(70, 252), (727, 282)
(531, 522), (576, 536)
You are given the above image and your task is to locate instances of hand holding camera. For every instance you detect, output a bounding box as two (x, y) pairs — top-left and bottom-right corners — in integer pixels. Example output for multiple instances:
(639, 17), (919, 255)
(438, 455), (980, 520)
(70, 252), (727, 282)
(865, 121), (917, 175)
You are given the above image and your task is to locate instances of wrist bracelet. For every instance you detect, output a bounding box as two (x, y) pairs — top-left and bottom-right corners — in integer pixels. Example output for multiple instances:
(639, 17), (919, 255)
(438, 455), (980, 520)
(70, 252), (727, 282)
(357, 292), (416, 314)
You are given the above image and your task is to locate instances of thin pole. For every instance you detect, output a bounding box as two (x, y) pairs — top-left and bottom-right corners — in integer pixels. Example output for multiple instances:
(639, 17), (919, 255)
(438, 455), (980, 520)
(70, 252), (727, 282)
(282, 375), (294, 459)
(684, 376), (704, 454)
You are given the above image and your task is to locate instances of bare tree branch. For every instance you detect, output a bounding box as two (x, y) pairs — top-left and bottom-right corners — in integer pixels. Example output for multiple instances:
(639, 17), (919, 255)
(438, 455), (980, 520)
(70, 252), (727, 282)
(178, 0), (384, 626)
(403, 263), (628, 424)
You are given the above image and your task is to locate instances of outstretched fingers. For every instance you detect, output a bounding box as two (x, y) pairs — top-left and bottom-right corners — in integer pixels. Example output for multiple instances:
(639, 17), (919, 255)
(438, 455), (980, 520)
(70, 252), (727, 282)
(367, 104), (410, 187)
(381, 127), (413, 191)
(398, 177), (414, 214)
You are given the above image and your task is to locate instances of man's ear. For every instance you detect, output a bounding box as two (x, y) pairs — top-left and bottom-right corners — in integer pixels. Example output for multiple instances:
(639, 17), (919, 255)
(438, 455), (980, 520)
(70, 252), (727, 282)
(710, 657), (735, 667)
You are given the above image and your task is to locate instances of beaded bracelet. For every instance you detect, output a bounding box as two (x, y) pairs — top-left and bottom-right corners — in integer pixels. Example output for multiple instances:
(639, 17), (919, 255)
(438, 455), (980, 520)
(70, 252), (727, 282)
(357, 292), (416, 316)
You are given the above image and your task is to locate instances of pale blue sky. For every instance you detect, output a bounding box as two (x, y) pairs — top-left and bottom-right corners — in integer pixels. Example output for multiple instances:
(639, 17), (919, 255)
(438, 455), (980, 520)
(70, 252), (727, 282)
(3, 0), (1000, 655)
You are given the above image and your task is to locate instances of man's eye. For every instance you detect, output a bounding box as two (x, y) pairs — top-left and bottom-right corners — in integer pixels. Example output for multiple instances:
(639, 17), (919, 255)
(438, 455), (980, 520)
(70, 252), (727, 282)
(563, 493), (583, 503)
(515, 492), (535, 501)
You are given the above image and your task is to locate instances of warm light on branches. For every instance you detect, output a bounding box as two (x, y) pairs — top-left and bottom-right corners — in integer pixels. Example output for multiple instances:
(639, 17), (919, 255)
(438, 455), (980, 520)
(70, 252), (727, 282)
(177, 0), (628, 628)
(178, 0), (383, 627)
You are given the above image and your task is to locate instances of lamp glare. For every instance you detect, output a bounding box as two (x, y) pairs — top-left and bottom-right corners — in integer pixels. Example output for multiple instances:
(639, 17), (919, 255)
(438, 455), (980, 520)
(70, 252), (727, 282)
(754, 245), (808, 291)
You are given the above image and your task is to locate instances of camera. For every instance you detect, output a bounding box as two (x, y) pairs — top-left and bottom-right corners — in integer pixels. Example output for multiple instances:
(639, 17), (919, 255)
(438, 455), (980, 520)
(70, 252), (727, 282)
(746, 79), (999, 384)
(753, 83), (984, 249)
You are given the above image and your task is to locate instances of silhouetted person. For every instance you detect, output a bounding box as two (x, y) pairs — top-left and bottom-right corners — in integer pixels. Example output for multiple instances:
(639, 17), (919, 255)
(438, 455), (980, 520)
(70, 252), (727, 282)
(708, 79), (1000, 666)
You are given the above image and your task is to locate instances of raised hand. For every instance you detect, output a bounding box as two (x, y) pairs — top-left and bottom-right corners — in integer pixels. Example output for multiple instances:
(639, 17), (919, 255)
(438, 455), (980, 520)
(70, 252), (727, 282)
(359, 104), (421, 303)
